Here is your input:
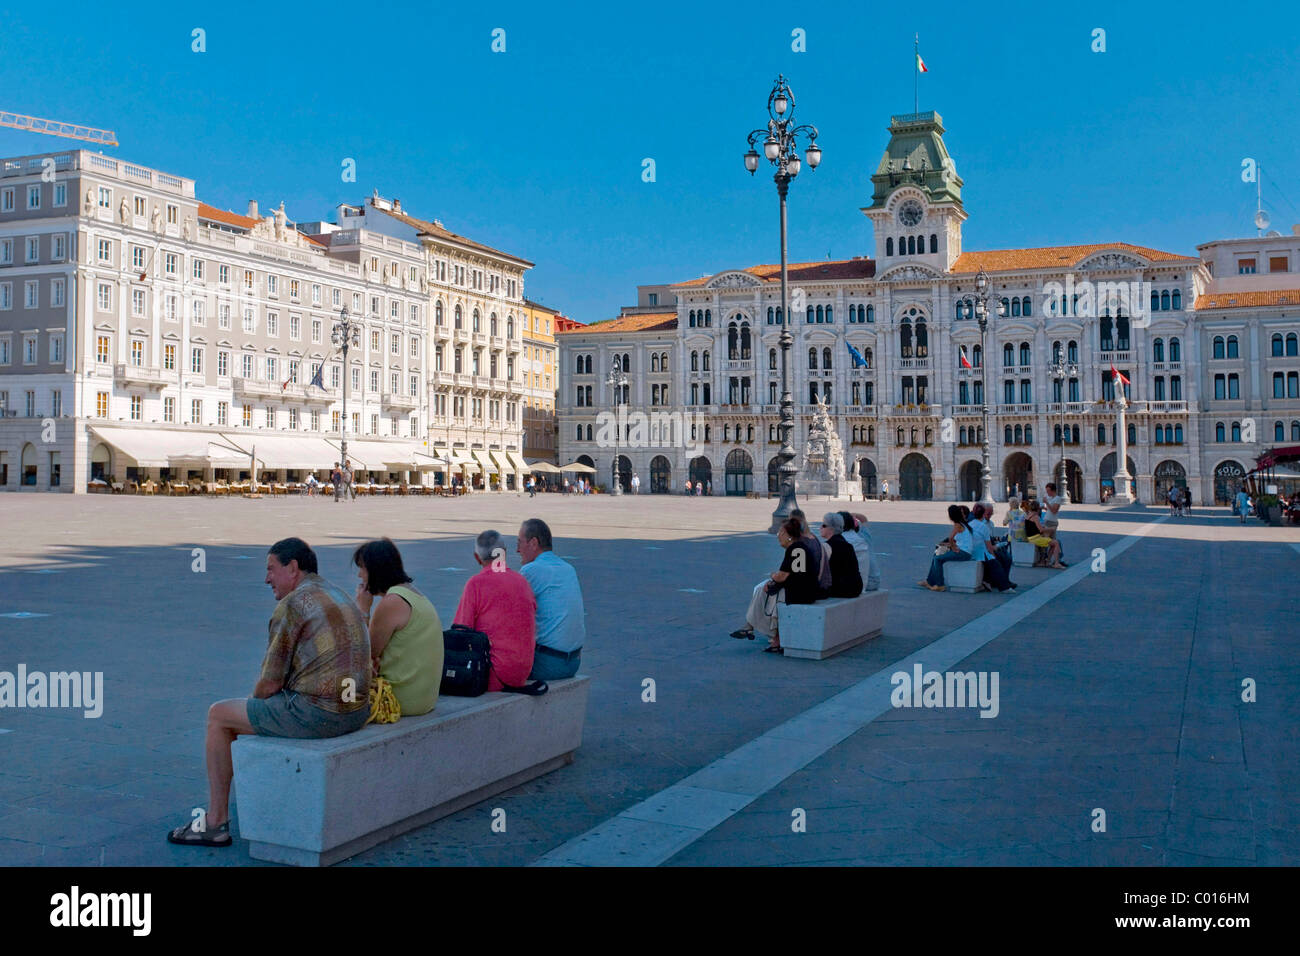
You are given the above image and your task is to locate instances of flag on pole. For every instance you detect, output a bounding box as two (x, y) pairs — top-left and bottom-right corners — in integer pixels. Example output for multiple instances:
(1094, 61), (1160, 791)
(847, 342), (869, 369)
(959, 345), (972, 369)
(916, 51), (928, 73)
(281, 378), (291, 393)
(1110, 363), (1130, 386)
(308, 362), (325, 390)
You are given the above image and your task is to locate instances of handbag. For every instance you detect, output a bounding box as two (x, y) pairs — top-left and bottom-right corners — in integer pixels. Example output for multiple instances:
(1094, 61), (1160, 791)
(440, 624), (549, 697)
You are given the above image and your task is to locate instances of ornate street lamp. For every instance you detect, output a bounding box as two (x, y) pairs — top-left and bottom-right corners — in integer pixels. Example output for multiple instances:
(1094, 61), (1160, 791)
(970, 268), (1004, 509)
(605, 355), (628, 495)
(1049, 355), (1079, 502)
(745, 74), (821, 532)
(331, 305), (362, 466)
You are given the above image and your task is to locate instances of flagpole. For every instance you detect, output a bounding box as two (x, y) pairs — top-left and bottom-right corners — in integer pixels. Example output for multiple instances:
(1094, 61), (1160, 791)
(914, 33), (919, 114)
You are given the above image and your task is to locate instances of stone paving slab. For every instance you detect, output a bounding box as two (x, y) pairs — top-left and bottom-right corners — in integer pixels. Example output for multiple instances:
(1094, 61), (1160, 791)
(0, 494), (1295, 866)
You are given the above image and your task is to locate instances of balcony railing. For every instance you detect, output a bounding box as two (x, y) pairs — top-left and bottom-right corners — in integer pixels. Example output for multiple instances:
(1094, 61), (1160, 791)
(231, 377), (282, 398)
(382, 392), (418, 410)
(114, 364), (169, 389)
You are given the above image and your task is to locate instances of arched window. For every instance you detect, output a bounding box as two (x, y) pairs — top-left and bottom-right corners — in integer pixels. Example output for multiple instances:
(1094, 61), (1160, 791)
(930, 234), (938, 253)
(661, 352), (668, 371)
(704, 310), (711, 327)
(727, 322), (738, 359)
(740, 324), (751, 358)
(1097, 424), (1106, 444)
(1161, 290), (1170, 311)
(1117, 314), (1131, 350)
(896, 427), (905, 445)
(886, 237), (894, 256)
(472, 308), (481, 332)
(1014, 425), (1023, 444)
(490, 313), (498, 336)
(1003, 343), (1014, 367)
(507, 315), (514, 337)
(1272, 333), (1284, 356)
(823, 347), (832, 370)
(955, 300), (964, 321)
(1024, 425), (1032, 444)
(1153, 338), (1165, 362)
(651, 354), (659, 372)
(1151, 289), (1161, 313)
(1019, 342), (1031, 366)
(454, 305), (463, 329)
(623, 353), (631, 371)
(769, 348), (776, 370)
(1100, 315), (1113, 350)
(1011, 297), (1021, 317)
(1292, 421), (1300, 441)
(1022, 296), (1032, 317)
(702, 351), (709, 371)
(1231, 421), (1241, 442)
(435, 301), (443, 325)
(866, 305), (874, 323)
(575, 425), (582, 440)
(808, 347), (817, 369)
(907, 236), (916, 255)
(1289, 333), (1300, 356)
(1224, 335), (1238, 358)
(1127, 423), (1136, 445)
(825, 305), (833, 324)
(585, 355), (593, 374)
(767, 306), (774, 325)
(806, 306), (814, 324)
(900, 320), (913, 357)
(1216, 422), (1225, 442)
(1067, 340), (1079, 363)
(961, 426), (968, 444)
(865, 347), (873, 368)
(1174, 424), (1183, 443)
(747, 425), (754, 442)
(1276, 421), (1286, 442)
(972, 344), (982, 368)
(1001, 297), (1011, 317)
(1004, 425), (1013, 444)
(1172, 289), (1181, 310)
(586, 424), (593, 441)
(1155, 425), (1165, 443)
(1169, 338), (1181, 362)
(690, 351), (698, 371)
(1213, 336), (1224, 359)
(1054, 424), (1063, 444)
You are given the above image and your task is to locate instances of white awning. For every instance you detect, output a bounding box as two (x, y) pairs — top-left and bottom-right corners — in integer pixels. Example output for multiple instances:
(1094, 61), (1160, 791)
(507, 452), (532, 474)
(221, 433), (341, 471)
(170, 442), (251, 469)
(414, 453), (449, 472)
(526, 461), (562, 474)
(326, 439), (423, 472)
(90, 426), (239, 468)
(489, 450), (514, 475)
(471, 450), (496, 474)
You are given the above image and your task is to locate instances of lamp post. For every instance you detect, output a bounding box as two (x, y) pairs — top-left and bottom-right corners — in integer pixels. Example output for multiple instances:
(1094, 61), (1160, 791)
(970, 268), (1004, 509)
(605, 355), (628, 495)
(1049, 356), (1078, 502)
(745, 74), (821, 532)
(331, 306), (362, 466)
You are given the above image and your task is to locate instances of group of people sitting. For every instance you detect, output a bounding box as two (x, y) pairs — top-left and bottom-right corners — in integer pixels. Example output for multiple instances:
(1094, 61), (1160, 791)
(921, 489), (1068, 593)
(731, 508), (882, 654)
(168, 518), (586, 848)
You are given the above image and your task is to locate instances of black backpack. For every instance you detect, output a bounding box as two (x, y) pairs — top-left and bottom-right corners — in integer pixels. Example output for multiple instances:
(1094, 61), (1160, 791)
(440, 625), (548, 697)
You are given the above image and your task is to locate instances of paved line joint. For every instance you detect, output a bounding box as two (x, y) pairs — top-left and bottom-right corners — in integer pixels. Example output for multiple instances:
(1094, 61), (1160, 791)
(533, 517), (1169, 867)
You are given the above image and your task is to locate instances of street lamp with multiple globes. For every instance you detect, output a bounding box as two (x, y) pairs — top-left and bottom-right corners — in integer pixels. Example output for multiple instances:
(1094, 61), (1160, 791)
(605, 355), (628, 496)
(970, 268), (1004, 510)
(331, 306), (362, 466)
(744, 74), (822, 532)
(1049, 354), (1079, 502)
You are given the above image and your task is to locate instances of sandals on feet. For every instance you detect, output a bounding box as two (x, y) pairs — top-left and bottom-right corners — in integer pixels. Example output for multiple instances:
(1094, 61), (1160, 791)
(763, 645), (784, 655)
(166, 817), (232, 847)
(730, 626), (756, 639)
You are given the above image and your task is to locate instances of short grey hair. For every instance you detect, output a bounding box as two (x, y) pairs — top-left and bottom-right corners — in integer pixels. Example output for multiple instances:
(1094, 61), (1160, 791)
(475, 529), (504, 563)
(822, 512), (844, 534)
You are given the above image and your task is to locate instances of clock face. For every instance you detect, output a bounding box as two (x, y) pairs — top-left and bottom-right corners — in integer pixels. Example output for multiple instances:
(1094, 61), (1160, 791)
(898, 199), (924, 227)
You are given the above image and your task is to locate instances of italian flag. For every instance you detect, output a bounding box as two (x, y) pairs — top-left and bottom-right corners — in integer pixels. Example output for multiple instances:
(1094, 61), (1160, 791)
(916, 52), (928, 73)
(959, 345), (972, 369)
(1111, 364), (1130, 386)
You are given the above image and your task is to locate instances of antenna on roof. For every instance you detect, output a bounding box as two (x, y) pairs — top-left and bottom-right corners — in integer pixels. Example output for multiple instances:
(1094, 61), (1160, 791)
(1254, 165), (1270, 236)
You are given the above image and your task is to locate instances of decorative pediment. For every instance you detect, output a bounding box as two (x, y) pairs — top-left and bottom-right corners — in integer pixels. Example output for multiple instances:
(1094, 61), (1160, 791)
(877, 263), (943, 282)
(1078, 251), (1148, 271)
(706, 271), (764, 289)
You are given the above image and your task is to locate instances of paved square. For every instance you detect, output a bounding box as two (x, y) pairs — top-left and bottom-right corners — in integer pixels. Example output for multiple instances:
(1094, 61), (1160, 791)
(0, 493), (1296, 866)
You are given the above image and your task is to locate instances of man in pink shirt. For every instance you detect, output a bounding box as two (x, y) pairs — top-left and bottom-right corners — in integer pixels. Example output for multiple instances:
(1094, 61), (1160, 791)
(452, 529), (537, 690)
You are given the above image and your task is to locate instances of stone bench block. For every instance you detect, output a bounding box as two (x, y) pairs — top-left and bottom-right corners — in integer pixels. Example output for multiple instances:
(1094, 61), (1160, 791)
(232, 675), (590, 866)
(942, 559), (984, 593)
(780, 590), (889, 660)
(1011, 541), (1037, 567)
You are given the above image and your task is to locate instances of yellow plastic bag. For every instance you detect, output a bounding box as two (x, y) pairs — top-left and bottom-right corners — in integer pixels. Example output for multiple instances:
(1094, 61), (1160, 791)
(366, 677), (401, 725)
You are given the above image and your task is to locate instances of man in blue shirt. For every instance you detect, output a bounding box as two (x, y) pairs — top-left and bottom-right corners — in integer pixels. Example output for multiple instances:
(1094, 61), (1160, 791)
(516, 518), (586, 680)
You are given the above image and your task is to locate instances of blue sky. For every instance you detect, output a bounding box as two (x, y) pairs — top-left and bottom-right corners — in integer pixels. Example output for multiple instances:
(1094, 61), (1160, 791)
(3, 0), (1298, 323)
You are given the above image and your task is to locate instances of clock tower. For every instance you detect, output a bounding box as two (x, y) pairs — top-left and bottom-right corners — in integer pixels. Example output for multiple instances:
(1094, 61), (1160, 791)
(862, 111), (966, 273)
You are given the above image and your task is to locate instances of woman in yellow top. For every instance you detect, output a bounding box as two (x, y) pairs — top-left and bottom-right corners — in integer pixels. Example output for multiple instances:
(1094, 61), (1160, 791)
(352, 538), (444, 716)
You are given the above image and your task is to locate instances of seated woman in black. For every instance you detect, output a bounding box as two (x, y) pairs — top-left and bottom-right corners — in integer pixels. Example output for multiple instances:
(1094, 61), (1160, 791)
(819, 512), (863, 598)
(742, 517), (821, 655)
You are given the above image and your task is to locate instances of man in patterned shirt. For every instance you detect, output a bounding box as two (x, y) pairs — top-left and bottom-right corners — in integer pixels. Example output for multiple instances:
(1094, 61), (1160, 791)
(167, 537), (371, 848)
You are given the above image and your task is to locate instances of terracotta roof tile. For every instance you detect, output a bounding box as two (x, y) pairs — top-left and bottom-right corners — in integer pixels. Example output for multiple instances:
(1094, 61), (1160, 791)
(675, 258), (875, 288)
(1194, 289), (1300, 310)
(559, 312), (677, 335)
(951, 242), (1196, 274)
(371, 205), (533, 267)
(198, 202), (259, 230)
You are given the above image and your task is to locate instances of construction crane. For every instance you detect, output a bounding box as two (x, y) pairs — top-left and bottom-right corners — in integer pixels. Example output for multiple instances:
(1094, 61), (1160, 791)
(0, 110), (118, 147)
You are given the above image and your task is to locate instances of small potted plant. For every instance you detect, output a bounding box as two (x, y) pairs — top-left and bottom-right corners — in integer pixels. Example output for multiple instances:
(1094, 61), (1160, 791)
(1255, 493), (1282, 525)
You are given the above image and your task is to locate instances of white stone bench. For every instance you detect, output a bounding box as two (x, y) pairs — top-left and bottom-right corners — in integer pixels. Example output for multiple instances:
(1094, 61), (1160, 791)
(1011, 541), (1037, 568)
(942, 560), (984, 593)
(231, 676), (590, 866)
(779, 590), (889, 660)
